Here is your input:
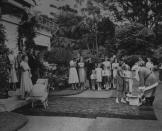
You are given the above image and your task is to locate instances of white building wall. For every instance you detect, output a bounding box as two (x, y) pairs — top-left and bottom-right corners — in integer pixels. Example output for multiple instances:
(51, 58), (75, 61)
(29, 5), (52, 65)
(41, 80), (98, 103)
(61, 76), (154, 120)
(1, 14), (52, 54)
(1, 15), (20, 55)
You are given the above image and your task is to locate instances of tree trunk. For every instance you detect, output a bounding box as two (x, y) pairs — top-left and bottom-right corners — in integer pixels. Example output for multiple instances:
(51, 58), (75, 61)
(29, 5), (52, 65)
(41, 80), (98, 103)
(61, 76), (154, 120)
(96, 32), (98, 56)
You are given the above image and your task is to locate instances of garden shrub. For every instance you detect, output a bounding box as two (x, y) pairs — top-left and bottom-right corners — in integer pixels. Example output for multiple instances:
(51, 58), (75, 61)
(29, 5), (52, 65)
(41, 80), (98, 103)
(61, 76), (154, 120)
(44, 47), (72, 65)
(122, 55), (140, 67)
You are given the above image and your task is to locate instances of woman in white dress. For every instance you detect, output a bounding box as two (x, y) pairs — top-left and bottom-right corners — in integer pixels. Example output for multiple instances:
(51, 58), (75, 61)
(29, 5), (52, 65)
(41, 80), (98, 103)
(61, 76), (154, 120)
(95, 63), (102, 90)
(102, 57), (111, 90)
(78, 57), (86, 90)
(20, 55), (33, 99)
(8, 51), (18, 90)
(68, 59), (79, 90)
(112, 59), (119, 89)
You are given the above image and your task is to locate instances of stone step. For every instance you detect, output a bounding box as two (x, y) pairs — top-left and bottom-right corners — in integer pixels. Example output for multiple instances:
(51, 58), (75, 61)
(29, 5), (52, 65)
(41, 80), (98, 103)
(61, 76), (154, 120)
(0, 97), (30, 112)
(8, 89), (21, 97)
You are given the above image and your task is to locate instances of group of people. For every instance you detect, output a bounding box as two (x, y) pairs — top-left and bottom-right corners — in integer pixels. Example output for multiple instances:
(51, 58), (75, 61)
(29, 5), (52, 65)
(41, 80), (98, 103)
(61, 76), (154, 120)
(68, 55), (158, 106)
(8, 49), (43, 99)
(68, 55), (128, 91)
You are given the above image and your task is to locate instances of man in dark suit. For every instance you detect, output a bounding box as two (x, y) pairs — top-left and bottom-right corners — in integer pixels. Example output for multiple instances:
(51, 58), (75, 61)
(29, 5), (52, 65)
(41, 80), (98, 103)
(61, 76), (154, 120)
(86, 58), (95, 89)
(28, 49), (38, 84)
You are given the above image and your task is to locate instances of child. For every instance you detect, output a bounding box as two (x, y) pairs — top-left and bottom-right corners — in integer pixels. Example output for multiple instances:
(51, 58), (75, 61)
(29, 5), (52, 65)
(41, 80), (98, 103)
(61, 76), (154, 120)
(116, 62), (129, 104)
(123, 65), (133, 94)
(102, 66), (111, 90)
(95, 63), (102, 90)
(90, 70), (96, 90)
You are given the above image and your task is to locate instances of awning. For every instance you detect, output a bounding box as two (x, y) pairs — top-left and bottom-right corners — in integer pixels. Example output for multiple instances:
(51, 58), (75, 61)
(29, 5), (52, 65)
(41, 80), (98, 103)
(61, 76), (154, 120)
(34, 35), (50, 47)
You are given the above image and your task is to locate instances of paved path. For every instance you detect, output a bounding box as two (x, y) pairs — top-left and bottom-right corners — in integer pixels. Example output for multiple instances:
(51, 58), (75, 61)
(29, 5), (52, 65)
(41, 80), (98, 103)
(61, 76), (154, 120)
(65, 90), (116, 98)
(0, 97), (29, 112)
(19, 116), (162, 131)
(19, 83), (162, 131)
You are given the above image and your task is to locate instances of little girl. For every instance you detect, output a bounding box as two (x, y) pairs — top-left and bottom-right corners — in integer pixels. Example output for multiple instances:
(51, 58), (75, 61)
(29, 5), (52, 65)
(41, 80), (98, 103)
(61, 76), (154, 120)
(95, 63), (102, 90)
(90, 70), (96, 90)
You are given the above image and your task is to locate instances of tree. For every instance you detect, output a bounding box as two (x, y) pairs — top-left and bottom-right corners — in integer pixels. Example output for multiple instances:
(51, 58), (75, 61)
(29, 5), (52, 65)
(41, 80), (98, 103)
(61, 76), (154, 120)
(44, 47), (72, 65)
(93, 0), (162, 28)
(116, 23), (156, 57)
(53, 12), (84, 39)
(0, 23), (10, 97)
(97, 17), (115, 46)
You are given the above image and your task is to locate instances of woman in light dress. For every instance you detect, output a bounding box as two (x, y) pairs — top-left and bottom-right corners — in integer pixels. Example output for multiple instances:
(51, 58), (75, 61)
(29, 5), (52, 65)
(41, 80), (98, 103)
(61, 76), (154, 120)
(8, 51), (18, 90)
(95, 63), (102, 90)
(20, 55), (33, 99)
(115, 63), (126, 104)
(68, 59), (79, 90)
(90, 70), (96, 90)
(102, 57), (111, 89)
(78, 57), (86, 90)
(112, 59), (119, 89)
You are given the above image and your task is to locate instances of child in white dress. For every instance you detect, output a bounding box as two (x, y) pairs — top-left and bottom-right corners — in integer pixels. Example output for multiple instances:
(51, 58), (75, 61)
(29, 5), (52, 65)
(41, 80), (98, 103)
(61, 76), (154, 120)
(90, 70), (96, 90)
(95, 64), (102, 90)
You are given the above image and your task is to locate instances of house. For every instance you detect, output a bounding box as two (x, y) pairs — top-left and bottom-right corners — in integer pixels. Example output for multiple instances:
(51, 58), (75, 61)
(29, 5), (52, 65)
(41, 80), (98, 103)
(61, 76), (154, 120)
(0, 0), (35, 54)
(0, 0), (55, 55)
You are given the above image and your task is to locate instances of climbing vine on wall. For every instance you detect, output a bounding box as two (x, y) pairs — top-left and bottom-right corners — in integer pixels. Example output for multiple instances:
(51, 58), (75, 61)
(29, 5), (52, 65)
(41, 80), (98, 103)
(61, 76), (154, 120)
(17, 12), (38, 51)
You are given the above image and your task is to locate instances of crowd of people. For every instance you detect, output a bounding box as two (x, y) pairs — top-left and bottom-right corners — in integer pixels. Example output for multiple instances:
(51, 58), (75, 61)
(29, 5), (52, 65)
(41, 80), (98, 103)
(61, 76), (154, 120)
(8, 48), (158, 106)
(8, 48), (43, 99)
(68, 55), (158, 105)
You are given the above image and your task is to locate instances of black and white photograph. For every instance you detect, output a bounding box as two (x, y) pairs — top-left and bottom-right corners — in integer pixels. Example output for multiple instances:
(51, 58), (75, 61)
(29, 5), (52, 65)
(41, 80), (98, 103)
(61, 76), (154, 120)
(0, 0), (162, 131)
